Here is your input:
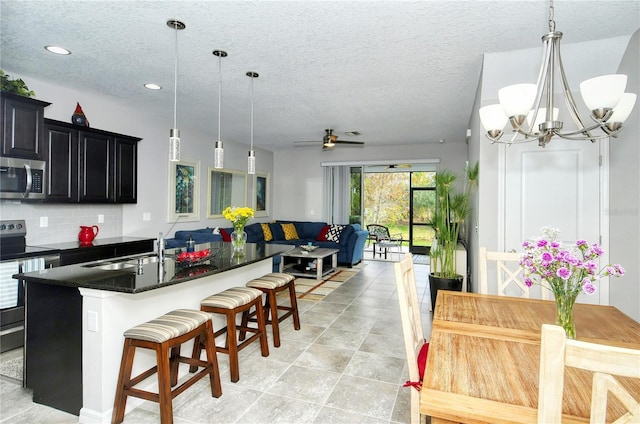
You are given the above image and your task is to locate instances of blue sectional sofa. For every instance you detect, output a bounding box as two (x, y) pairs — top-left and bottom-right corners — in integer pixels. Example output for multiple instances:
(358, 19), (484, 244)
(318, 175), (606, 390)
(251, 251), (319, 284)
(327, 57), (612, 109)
(165, 220), (369, 268)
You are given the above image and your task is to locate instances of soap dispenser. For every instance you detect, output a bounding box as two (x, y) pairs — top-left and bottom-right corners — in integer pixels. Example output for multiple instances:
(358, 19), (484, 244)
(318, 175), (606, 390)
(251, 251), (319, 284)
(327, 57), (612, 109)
(186, 235), (195, 252)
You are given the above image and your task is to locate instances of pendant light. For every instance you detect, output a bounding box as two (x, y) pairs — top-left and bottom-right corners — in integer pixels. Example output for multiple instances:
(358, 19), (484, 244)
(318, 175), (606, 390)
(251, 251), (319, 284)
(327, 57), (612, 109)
(213, 50), (227, 169)
(246, 71), (259, 175)
(167, 19), (185, 162)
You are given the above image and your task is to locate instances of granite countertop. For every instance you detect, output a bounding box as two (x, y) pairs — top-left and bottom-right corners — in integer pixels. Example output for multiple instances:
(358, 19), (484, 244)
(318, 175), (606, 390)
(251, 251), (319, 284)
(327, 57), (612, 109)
(28, 236), (155, 251)
(15, 242), (293, 294)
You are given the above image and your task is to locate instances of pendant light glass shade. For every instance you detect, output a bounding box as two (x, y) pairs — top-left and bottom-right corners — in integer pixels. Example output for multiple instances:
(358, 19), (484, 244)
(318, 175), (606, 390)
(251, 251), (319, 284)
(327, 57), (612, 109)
(247, 71), (259, 175)
(167, 19), (185, 162)
(213, 50), (227, 169)
(247, 150), (256, 175)
(169, 128), (180, 162)
(214, 140), (224, 169)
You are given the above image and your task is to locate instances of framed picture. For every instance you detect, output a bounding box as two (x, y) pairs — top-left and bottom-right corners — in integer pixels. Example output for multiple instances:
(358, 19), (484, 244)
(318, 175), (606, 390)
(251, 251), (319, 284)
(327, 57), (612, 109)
(169, 160), (199, 222)
(254, 172), (269, 217)
(207, 168), (247, 218)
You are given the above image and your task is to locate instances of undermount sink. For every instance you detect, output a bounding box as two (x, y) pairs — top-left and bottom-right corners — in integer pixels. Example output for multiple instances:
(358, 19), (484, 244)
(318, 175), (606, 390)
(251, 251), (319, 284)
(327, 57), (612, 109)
(83, 254), (160, 271)
(92, 262), (137, 271)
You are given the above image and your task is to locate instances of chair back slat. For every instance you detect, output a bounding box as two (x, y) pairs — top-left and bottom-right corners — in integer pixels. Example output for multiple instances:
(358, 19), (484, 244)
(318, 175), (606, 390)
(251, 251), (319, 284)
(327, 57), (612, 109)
(538, 324), (640, 423)
(479, 246), (549, 300)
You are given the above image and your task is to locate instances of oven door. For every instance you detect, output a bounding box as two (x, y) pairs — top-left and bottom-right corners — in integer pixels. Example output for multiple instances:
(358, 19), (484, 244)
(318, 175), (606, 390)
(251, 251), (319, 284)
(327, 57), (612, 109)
(0, 255), (59, 353)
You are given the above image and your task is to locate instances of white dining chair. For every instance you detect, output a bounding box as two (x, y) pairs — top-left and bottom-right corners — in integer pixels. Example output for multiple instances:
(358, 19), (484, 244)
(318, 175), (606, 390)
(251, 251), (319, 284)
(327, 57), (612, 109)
(538, 324), (640, 424)
(478, 246), (549, 299)
(395, 252), (428, 424)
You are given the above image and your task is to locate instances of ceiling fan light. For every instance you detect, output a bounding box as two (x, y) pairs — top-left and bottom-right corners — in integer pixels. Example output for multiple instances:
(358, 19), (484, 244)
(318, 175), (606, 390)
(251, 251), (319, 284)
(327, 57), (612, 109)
(580, 74), (627, 111)
(498, 83), (537, 118)
(479, 104), (508, 132)
(608, 93), (637, 124)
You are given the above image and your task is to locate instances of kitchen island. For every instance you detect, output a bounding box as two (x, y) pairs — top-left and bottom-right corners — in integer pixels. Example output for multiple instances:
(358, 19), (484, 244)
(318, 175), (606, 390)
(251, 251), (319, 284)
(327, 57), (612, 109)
(16, 242), (293, 423)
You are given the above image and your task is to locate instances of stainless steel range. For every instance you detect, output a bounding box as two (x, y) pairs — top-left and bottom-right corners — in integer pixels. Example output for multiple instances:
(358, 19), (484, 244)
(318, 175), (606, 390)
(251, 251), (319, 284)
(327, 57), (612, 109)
(0, 220), (60, 353)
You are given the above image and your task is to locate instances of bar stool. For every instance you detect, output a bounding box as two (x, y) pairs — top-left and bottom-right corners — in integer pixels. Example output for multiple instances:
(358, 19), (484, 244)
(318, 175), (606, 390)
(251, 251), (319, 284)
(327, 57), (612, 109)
(193, 287), (269, 382)
(241, 272), (301, 347)
(112, 309), (221, 424)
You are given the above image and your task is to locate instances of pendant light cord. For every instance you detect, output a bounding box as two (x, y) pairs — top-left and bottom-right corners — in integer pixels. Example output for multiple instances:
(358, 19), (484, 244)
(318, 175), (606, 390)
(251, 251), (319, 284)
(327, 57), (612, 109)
(250, 75), (254, 150)
(173, 24), (178, 129)
(218, 55), (222, 141)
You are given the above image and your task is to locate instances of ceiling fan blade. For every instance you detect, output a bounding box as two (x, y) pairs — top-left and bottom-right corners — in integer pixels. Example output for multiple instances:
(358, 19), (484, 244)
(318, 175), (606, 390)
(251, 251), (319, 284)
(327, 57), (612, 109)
(335, 140), (365, 145)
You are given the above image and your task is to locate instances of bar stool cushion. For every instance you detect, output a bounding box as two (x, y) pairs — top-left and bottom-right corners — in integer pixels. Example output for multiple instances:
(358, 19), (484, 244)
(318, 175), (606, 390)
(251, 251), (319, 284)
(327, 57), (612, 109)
(201, 287), (262, 309)
(246, 272), (294, 290)
(123, 309), (212, 343)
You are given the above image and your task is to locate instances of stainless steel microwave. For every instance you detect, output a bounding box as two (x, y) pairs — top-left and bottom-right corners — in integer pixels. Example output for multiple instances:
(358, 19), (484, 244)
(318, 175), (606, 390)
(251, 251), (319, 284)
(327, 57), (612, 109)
(0, 157), (46, 200)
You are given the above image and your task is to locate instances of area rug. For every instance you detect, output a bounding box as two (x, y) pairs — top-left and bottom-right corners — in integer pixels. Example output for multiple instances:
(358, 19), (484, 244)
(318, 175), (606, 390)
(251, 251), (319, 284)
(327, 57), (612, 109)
(293, 264), (365, 302)
(0, 356), (23, 381)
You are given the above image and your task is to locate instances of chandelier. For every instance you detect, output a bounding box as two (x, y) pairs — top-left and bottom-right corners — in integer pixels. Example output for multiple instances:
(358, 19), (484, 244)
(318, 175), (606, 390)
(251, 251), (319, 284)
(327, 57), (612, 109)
(479, 1), (636, 147)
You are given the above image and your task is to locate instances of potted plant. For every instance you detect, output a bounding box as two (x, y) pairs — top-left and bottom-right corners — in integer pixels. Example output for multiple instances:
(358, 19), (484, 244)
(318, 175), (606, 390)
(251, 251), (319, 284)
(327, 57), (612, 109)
(429, 162), (479, 309)
(0, 70), (35, 97)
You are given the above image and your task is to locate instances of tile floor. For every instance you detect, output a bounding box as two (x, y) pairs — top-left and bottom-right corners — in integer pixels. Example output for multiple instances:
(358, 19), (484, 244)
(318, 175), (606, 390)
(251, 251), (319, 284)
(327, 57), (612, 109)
(0, 259), (433, 424)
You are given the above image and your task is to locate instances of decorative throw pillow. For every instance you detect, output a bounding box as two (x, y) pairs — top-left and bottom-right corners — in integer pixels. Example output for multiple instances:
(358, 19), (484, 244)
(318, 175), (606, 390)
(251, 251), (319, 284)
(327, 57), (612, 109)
(219, 228), (231, 242)
(261, 223), (273, 241)
(325, 224), (345, 242)
(281, 223), (299, 240)
(316, 225), (331, 241)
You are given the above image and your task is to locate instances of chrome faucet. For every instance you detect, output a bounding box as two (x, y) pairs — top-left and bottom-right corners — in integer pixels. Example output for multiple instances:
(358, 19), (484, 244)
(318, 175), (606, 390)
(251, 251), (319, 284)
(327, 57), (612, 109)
(157, 232), (165, 262)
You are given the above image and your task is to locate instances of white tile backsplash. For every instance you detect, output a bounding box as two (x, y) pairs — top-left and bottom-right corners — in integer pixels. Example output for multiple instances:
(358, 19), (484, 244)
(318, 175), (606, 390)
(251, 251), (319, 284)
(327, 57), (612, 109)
(0, 202), (123, 245)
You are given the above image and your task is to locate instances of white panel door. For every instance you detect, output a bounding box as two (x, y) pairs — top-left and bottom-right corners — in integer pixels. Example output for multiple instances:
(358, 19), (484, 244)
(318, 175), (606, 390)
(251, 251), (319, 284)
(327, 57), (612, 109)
(502, 140), (605, 305)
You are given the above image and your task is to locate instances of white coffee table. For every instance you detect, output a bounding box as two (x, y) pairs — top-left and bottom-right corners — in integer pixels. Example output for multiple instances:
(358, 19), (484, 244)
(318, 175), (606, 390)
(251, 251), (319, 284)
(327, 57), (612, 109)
(279, 246), (340, 280)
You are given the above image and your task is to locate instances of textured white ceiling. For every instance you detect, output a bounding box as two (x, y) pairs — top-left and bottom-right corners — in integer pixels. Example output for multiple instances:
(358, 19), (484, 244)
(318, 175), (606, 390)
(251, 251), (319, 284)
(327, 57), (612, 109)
(1, 1), (638, 151)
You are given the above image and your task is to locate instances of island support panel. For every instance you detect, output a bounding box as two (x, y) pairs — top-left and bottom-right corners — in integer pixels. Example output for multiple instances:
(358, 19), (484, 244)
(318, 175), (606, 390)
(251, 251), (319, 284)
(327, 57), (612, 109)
(25, 282), (83, 415)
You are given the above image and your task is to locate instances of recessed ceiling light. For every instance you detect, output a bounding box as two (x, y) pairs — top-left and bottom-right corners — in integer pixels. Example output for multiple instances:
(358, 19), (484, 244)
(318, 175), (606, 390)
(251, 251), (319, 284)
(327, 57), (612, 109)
(144, 83), (162, 90)
(438, 139), (446, 143)
(44, 45), (71, 55)
(345, 131), (361, 136)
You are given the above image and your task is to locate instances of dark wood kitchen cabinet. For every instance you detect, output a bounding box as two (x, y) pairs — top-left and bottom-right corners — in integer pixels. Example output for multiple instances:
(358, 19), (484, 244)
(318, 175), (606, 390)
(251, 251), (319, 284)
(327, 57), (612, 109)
(43, 119), (140, 203)
(1, 92), (50, 159)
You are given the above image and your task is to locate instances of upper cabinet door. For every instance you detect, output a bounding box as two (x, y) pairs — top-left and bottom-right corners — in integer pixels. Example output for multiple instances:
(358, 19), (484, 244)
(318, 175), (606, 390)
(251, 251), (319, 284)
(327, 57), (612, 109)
(1, 93), (50, 160)
(44, 120), (79, 202)
(79, 130), (113, 202)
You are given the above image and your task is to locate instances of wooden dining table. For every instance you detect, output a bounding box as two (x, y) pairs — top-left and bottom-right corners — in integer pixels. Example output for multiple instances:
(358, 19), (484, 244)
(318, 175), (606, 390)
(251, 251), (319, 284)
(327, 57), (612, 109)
(421, 291), (640, 424)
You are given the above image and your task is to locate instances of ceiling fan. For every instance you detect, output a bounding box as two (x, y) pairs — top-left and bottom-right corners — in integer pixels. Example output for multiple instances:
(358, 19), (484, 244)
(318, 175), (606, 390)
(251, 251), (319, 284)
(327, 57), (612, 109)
(293, 129), (365, 150)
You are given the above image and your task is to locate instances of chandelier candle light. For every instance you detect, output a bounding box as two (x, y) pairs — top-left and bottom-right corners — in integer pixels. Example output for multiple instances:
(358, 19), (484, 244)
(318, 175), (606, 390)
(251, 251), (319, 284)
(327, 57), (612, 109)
(213, 50), (227, 169)
(167, 19), (185, 162)
(479, 0), (636, 147)
(222, 206), (254, 255)
(247, 71), (258, 175)
(519, 227), (625, 339)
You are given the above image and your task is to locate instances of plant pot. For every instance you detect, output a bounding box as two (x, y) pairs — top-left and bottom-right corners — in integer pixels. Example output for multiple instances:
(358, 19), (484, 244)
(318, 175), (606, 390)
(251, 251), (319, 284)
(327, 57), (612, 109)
(429, 273), (463, 311)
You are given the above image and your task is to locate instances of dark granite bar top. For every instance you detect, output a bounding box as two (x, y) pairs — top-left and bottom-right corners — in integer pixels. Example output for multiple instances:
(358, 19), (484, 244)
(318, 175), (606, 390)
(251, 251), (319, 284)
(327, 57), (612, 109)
(28, 236), (155, 251)
(15, 242), (293, 294)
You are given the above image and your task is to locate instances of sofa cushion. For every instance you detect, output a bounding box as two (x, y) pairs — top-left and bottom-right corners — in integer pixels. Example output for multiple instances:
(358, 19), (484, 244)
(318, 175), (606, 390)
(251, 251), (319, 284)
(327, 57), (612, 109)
(244, 223), (265, 243)
(325, 225), (345, 242)
(281, 223), (299, 240)
(261, 223), (273, 241)
(338, 224), (355, 246)
(269, 223), (285, 241)
(316, 225), (331, 241)
(300, 222), (326, 239)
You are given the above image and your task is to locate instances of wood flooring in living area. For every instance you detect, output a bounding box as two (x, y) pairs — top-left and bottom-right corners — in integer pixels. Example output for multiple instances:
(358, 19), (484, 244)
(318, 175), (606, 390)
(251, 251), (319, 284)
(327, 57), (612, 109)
(0, 259), (434, 424)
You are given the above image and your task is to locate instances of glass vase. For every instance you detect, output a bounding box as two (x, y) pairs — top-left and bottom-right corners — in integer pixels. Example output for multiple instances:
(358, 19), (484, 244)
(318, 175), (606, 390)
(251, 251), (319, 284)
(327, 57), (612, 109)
(230, 227), (247, 256)
(554, 290), (579, 339)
